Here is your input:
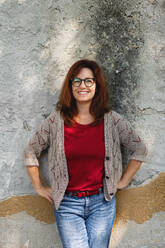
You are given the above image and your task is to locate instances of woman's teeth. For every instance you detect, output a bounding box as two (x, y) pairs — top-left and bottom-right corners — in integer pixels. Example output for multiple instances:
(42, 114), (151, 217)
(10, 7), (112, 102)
(78, 91), (89, 95)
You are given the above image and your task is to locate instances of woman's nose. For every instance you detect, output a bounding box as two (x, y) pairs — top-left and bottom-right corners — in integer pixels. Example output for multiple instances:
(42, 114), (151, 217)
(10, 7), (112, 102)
(79, 80), (86, 88)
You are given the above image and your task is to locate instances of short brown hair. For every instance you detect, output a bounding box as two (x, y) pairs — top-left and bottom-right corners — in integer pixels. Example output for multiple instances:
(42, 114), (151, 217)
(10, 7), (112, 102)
(56, 59), (110, 125)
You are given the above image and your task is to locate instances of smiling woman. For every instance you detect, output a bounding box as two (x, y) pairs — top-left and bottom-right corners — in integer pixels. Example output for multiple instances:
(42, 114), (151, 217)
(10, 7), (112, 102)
(71, 68), (96, 107)
(56, 59), (110, 125)
(24, 59), (147, 248)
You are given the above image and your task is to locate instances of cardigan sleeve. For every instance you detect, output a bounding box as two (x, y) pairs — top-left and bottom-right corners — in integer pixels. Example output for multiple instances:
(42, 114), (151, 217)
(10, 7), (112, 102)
(23, 115), (53, 167)
(112, 111), (148, 162)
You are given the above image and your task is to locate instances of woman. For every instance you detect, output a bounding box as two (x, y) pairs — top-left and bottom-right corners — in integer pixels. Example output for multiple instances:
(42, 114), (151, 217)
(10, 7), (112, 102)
(24, 59), (147, 248)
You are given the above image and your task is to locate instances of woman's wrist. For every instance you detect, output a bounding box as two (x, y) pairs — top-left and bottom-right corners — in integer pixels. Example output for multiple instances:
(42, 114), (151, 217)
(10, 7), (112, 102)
(117, 160), (142, 190)
(35, 184), (45, 193)
(117, 178), (129, 189)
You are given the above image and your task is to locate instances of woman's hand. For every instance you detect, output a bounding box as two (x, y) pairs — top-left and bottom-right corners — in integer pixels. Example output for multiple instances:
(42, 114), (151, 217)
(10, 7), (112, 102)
(36, 186), (54, 204)
(117, 179), (128, 190)
(117, 160), (142, 190)
(26, 166), (54, 204)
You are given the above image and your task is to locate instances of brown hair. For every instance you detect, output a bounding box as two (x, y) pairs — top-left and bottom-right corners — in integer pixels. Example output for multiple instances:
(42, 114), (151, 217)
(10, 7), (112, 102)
(56, 59), (110, 125)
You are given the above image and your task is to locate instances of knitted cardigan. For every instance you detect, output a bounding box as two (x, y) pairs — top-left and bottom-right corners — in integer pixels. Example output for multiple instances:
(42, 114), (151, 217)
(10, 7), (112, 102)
(23, 110), (147, 209)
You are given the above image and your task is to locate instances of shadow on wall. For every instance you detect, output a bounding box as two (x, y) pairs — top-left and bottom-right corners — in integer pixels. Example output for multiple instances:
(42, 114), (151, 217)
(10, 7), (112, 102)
(92, 1), (143, 117)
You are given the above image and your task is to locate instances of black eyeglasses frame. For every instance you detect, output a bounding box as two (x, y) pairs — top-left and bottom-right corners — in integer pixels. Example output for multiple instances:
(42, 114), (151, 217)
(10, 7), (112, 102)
(71, 77), (96, 87)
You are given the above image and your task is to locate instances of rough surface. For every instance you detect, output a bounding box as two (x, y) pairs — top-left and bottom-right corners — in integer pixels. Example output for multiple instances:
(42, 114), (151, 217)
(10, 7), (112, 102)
(111, 212), (165, 248)
(0, 212), (61, 248)
(0, 0), (165, 247)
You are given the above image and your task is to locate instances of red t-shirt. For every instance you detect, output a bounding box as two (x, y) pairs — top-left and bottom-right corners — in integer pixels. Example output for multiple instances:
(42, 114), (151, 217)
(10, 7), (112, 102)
(64, 119), (105, 192)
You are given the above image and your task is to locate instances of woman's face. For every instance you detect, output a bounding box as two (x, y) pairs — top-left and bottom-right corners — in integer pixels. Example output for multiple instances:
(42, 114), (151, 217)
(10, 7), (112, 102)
(72, 67), (96, 104)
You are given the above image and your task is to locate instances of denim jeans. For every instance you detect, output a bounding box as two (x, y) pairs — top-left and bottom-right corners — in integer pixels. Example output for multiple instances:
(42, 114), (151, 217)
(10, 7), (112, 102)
(54, 191), (116, 248)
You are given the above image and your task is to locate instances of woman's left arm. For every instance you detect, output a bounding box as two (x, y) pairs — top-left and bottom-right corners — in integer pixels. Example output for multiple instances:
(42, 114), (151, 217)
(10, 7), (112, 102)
(117, 160), (142, 189)
(112, 111), (148, 189)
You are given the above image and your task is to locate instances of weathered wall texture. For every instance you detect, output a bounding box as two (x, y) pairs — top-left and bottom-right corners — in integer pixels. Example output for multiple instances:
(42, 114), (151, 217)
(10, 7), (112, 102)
(0, 0), (165, 247)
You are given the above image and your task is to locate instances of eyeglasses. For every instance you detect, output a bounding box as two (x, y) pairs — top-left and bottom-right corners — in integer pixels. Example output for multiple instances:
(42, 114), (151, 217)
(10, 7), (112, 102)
(71, 77), (96, 87)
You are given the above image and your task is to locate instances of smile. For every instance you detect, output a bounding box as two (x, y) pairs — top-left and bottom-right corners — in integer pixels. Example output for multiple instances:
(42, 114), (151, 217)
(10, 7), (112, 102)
(77, 91), (90, 95)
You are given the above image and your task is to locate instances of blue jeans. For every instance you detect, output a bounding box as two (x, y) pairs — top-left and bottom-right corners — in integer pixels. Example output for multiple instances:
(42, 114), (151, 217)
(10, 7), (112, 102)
(54, 191), (116, 248)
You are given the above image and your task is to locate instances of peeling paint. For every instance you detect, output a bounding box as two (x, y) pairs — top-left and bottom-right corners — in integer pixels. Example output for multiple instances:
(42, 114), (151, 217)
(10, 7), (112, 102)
(0, 195), (55, 224)
(116, 172), (165, 224)
(0, 173), (164, 225)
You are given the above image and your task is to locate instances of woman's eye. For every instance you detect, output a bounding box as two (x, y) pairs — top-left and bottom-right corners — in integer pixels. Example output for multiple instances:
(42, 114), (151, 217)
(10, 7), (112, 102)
(74, 78), (80, 82)
(85, 79), (92, 83)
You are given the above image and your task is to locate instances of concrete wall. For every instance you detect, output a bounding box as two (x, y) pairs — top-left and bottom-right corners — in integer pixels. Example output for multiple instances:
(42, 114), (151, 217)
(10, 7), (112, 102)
(0, 0), (165, 247)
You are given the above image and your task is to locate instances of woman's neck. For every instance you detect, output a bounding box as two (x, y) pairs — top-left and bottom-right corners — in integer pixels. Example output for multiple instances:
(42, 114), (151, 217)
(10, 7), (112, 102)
(74, 102), (94, 124)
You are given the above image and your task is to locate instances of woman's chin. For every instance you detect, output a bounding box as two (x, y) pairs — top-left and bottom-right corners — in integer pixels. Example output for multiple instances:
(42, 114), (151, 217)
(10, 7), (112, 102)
(76, 98), (93, 104)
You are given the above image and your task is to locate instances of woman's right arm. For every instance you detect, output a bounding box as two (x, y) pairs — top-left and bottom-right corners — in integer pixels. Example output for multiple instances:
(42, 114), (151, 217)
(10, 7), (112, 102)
(23, 115), (54, 204)
(27, 166), (53, 204)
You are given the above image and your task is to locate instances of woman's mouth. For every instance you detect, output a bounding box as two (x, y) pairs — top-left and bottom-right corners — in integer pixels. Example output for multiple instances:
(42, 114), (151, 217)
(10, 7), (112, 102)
(77, 91), (90, 95)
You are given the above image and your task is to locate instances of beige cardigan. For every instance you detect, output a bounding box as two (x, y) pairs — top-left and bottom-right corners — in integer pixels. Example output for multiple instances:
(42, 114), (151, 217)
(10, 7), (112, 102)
(24, 110), (147, 209)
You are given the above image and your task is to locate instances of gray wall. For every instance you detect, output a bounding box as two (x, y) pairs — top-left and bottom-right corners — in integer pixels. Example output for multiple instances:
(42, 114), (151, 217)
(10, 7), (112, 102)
(0, 0), (165, 247)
